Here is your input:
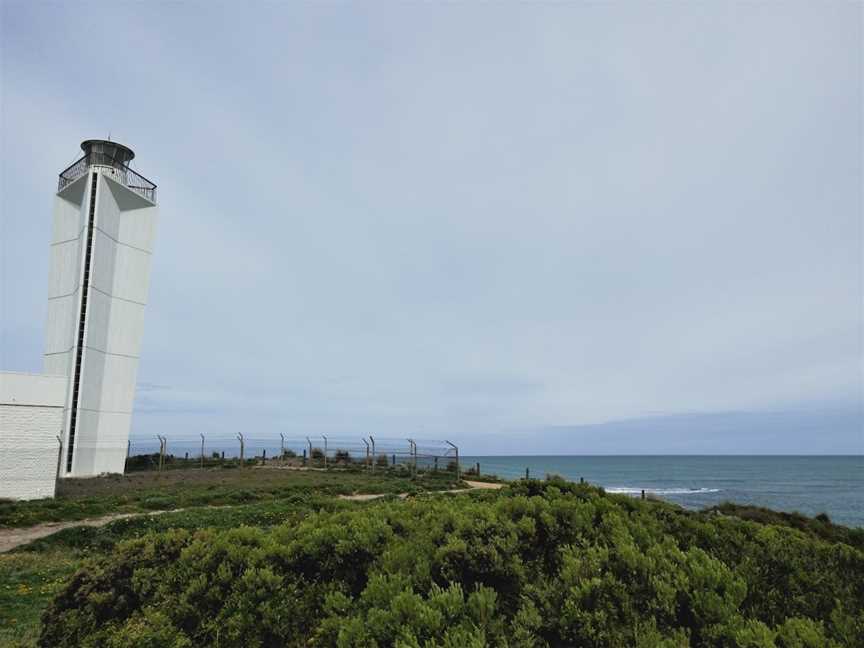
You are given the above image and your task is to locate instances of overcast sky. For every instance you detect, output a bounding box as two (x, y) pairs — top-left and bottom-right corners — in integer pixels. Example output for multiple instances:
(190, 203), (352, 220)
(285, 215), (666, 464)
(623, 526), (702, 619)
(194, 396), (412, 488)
(1, 2), (861, 453)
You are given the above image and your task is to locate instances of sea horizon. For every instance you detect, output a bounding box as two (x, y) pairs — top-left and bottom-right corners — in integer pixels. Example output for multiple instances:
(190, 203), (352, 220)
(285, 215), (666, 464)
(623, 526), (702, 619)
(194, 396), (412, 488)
(460, 455), (864, 528)
(462, 453), (863, 456)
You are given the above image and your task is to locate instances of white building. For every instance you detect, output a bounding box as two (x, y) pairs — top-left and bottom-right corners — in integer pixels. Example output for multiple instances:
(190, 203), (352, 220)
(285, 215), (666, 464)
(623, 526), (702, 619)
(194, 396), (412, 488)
(0, 373), (67, 500)
(0, 140), (158, 497)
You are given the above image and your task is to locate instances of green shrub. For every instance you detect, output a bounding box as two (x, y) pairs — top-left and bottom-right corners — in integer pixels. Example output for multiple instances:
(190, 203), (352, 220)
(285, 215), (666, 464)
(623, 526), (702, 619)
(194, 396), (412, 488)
(39, 482), (864, 647)
(706, 503), (864, 550)
(139, 496), (174, 511)
(124, 453), (160, 472)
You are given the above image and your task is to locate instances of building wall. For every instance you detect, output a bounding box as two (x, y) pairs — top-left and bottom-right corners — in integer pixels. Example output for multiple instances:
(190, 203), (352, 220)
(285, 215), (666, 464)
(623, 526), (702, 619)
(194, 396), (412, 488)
(43, 174), (87, 378)
(0, 372), (67, 500)
(46, 169), (158, 477)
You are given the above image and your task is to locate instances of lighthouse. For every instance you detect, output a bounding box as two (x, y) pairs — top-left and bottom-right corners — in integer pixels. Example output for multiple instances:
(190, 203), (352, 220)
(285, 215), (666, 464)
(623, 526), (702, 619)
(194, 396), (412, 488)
(45, 140), (159, 477)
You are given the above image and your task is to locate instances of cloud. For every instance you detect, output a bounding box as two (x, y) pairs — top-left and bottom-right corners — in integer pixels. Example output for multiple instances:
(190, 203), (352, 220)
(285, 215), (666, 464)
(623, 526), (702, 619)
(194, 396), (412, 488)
(2, 3), (861, 452)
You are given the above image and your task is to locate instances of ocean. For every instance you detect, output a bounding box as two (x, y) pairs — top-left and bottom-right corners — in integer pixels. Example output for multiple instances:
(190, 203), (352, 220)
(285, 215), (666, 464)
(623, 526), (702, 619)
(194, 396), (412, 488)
(460, 455), (864, 528)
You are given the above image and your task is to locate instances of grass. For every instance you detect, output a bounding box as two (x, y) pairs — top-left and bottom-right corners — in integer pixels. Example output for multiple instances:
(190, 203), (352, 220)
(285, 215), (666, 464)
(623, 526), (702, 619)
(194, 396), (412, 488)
(2, 467), (859, 647)
(0, 550), (81, 647)
(13, 493), (353, 556)
(0, 465), (464, 647)
(0, 494), (413, 646)
(706, 501), (864, 550)
(0, 464), (462, 528)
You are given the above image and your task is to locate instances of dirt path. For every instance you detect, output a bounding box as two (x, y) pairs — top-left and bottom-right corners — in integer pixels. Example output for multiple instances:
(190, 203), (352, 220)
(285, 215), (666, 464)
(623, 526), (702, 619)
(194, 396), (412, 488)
(0, 513), (141, 554)
(463, 480), (505, 490)
(1, 481), (505, 553)
(338, 479), (504, 501)
(0, 507), (217, 554)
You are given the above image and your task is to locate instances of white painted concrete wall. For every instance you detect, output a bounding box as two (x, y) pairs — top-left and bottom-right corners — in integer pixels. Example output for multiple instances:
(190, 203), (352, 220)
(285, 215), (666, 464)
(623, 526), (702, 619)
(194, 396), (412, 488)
(46, 169), (158, 477)
(0, 372), (66, 500)
(43, 174), (87, 379)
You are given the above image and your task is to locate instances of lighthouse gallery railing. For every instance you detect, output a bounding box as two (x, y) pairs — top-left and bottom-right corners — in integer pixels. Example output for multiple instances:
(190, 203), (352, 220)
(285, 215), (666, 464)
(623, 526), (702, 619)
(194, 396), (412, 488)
(58, 151), (157, 204)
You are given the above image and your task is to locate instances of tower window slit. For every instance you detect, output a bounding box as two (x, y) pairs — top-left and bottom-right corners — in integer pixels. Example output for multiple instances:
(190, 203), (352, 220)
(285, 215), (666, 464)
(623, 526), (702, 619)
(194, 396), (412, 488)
(66, 172), (98, 473)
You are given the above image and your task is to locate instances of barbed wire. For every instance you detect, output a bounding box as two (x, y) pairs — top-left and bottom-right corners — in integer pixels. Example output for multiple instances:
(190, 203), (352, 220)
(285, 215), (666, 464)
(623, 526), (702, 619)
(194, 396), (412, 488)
(127, 434), (458, 461)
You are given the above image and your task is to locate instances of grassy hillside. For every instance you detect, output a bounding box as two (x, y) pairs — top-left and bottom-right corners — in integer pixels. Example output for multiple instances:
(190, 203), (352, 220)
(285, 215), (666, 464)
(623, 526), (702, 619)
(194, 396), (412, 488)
(0, 466), (459, 647)
(2, 469), (862, 647)
(0, 464), (460, 528)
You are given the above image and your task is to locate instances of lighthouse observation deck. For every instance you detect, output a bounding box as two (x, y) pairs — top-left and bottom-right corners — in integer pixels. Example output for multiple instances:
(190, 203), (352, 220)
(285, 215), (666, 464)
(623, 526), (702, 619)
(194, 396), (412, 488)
(58, 140), (157, 203)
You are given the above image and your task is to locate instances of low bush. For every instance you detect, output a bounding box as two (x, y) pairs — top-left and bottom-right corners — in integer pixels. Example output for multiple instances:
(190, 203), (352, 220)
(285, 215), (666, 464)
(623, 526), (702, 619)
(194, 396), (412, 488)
(0, 466), (461, 528)
(39, 481), (864, 647)
(704, 502), (864, 550)
(139, 496), (175, 511)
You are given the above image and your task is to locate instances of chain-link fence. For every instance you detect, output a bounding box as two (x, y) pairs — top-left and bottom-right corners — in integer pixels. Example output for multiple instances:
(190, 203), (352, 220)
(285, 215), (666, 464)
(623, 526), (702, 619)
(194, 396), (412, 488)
(125, 434), (461, 476)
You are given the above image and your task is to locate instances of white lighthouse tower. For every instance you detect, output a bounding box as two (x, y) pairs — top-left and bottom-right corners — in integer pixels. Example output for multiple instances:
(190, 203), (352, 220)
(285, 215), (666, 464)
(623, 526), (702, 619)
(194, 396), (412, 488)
(45, 140), (158, 477)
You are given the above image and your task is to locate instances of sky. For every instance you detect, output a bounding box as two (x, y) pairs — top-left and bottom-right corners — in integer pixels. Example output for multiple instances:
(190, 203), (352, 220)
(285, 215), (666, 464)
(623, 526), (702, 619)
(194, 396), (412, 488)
(1, 2), (861, 454)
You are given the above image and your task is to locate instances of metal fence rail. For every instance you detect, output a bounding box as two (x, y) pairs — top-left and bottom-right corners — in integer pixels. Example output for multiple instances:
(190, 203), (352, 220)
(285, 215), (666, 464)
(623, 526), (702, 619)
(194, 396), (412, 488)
(58, 152), (157, 203)
(126, 434), (460, 476)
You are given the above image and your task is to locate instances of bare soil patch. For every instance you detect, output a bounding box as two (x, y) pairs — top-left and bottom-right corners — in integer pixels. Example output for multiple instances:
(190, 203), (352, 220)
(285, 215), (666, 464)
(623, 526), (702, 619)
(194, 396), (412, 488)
(0, 513), (139, 554)
(3, 479), (504, 551)
(463, 480), (504, 490)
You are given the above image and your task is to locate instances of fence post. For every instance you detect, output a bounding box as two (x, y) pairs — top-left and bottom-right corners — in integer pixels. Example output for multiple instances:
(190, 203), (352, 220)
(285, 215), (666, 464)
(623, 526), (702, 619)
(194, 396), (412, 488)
(407, 439), (416, 477)
(322, 435), (328, 469)
(305, 437), (312, 466)
(434, 457), (438, 472)
(362, 438), (370, 470)
(476, 462), (480, 476)
(280, 433), (285, 464)
(156, 435), (166, 472)
(525, 467), (530, 480)
(392, 454), (396, 467)
(262, 449), (267, 465)
(56, 435), (63, 478)
(200, 433), (205, 469)
(445, 441), (459, 480)
(237, 433), (245, 468)
(370, 436), (376, 472)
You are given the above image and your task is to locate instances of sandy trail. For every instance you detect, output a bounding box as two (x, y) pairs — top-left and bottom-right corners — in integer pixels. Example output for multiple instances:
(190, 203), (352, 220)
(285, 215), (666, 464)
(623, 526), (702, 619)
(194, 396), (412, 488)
(462, 480), (505, 490)
(0, 512), (146, 554)
(1, 482), (504, 553)
(338, 480), (504, 501)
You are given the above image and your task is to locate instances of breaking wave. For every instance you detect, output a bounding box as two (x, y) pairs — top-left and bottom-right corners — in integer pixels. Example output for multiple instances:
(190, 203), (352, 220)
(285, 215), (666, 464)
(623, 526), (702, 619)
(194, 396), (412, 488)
(605, 487), (721, 495)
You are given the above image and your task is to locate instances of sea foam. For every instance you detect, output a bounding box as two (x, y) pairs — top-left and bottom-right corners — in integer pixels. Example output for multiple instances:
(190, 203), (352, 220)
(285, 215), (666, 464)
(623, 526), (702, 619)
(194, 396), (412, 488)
(605, 487), (721, 495)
